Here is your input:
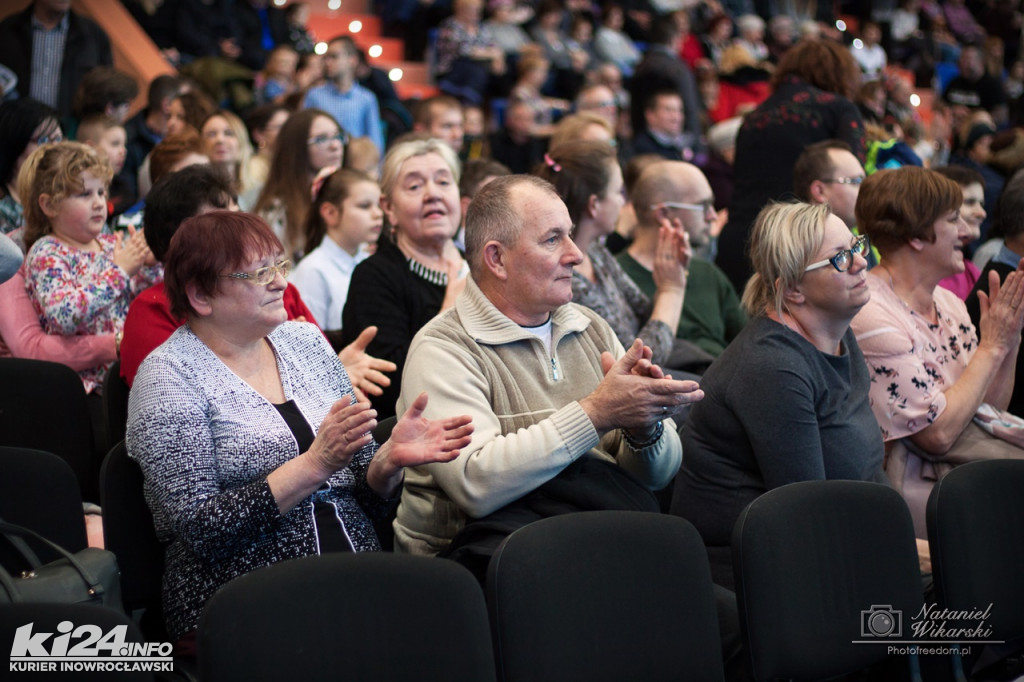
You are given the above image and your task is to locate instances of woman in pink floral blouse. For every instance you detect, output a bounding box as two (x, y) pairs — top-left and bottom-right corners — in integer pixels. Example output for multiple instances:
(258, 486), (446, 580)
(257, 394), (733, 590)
(850, 166), (1024, 531)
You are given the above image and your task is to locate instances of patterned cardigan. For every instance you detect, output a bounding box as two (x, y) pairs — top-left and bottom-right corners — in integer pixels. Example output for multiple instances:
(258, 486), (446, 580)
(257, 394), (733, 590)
(127, 321), (392, 640)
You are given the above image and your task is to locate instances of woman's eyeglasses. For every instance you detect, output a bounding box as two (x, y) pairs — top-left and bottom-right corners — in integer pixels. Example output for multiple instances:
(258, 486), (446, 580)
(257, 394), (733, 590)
(222, 259), (292, 285)
(307, 132), (348, 147)
(32, 133), (65, 145)
(805, 235), (869, 273)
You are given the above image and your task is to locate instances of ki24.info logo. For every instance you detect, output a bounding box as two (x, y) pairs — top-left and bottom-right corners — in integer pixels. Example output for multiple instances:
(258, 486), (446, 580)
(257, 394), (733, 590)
(9, 620), (174, 674)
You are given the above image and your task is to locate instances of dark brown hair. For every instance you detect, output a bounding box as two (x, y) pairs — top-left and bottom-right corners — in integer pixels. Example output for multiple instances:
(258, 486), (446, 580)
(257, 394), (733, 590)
(533, 140), (617, 226)
(771, 39), (861, 100)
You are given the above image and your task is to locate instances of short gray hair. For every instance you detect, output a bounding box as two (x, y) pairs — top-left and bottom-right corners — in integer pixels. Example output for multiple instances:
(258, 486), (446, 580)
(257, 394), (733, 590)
(464, 175), (559, 277)
(379, 137), (461, 199)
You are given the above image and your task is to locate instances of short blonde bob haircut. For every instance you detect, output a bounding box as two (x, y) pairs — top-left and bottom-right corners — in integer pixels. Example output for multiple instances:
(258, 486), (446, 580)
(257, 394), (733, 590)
(742, 201), (832, 319)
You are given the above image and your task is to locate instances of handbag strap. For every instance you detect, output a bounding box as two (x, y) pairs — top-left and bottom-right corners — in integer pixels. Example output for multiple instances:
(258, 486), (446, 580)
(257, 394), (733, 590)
(0, 520), (108, 601)
(0, 561), (23, 602)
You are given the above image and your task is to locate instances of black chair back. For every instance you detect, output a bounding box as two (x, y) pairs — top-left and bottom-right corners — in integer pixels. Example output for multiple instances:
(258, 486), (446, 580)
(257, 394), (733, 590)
(732, 480), (924, 682)
(0, 446), (87, 568)
(487, 510), (724, 682)
(928, 460), (1024, 648)
(199, 553), (496, 682)
(0, 358), (98, 501)
(0, 603), (154, 681)
(100, 440), (166, 639)
(103, 360), (130, 450)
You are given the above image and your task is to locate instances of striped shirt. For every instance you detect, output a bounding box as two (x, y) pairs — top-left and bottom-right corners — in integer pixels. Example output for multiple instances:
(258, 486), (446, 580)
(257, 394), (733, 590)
(29, 11), (68, 108)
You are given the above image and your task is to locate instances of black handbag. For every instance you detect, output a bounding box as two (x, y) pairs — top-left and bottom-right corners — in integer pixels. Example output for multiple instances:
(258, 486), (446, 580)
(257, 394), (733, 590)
(0, 519), (122, 612)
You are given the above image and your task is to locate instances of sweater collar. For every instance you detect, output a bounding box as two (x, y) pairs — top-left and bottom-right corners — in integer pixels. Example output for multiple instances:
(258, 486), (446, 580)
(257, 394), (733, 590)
(456, 277), (592, 345)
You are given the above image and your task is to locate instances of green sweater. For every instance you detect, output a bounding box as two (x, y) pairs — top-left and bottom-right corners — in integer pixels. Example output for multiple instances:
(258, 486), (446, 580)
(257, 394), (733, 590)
(616, 252), (746, 357)
(394, 278), (682, 555)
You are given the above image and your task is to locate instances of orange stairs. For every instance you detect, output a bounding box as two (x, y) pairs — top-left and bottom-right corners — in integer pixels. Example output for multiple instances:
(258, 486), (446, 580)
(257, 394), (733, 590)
(306, 1), (438, 100)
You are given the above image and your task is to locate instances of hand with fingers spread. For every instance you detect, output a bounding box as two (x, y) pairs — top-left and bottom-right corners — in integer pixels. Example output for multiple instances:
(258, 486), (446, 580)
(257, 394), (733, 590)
(579, 338), (704, 438)
(977, 265), (1024, 354)
(368, 392), (474, 497)
(338, 326), (397, 401)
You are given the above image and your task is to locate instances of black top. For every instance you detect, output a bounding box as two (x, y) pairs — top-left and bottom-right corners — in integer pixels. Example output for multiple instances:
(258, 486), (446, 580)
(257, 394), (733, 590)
(967, 257), (1024, 415)
(716, 75), (865, 294)
(943, 74), (1008, 112)
(273, 399), (354, 553)
(342, 234), (448, 418)
(488, 130), (546, 175)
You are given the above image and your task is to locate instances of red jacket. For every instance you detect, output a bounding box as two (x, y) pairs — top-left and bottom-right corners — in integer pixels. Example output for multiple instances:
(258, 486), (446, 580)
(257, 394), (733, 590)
(120, 282), (316, 386)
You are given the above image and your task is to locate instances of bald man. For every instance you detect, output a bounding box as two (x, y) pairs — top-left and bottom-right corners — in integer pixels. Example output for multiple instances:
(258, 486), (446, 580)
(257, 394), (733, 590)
(618, 161), (746, 357)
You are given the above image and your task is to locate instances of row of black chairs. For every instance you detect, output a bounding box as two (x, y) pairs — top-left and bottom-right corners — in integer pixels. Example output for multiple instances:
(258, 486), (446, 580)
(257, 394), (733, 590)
(0, 357), (132, 504)
(6, 445), (1022, 680)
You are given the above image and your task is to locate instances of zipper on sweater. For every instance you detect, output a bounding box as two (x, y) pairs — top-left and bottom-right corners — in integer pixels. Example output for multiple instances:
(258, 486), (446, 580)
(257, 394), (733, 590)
(550, 356), (560, 380)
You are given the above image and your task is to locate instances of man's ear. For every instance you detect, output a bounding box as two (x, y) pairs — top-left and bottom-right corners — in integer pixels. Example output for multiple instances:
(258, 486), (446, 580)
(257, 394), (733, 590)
(809, 180), (829, 204)
(482, 240), (508, 280)
(186, 281), (214, 317)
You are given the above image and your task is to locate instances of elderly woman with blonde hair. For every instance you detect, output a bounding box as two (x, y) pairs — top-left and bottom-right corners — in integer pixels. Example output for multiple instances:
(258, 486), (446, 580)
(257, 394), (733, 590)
(341, 137), (467, 418)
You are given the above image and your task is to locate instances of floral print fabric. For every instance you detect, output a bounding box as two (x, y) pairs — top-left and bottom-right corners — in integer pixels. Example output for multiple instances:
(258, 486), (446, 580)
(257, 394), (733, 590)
(25, 233), (162, 393)
(851, 274), (976, 441)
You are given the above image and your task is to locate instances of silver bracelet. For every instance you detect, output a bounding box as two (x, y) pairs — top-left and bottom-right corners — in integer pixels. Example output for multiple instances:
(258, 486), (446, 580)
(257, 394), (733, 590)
(622, 420), (664, 449)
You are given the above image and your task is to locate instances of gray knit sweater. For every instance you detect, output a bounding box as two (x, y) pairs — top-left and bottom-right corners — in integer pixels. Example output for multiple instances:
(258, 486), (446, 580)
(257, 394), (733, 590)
(127, 322), (391, 640)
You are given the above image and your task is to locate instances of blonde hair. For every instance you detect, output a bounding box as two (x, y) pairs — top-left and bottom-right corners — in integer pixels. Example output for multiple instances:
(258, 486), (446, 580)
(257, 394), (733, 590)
(19, 142), (113, 250)
(201, 110), (255, 196)
(379, 137), (461, 200)
(343, 136), (381, 179)
(741, 202), (831, 318)
(549, 112), (615, 151)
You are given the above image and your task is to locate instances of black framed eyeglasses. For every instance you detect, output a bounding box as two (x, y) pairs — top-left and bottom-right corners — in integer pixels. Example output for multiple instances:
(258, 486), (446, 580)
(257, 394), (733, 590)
(805, 235), (869, 273)
(222, 259), (292, 286)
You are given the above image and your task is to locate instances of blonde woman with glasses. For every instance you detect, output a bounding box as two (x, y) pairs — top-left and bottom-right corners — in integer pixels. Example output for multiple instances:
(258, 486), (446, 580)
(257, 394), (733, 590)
(672, 202), (895, 590)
